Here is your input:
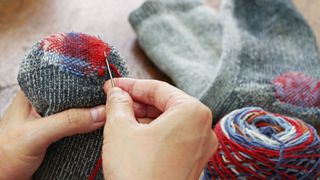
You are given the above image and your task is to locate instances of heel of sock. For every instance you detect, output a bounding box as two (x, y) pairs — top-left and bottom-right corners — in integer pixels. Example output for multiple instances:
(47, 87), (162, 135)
(272, 72), (320, 108)
(271, 72), (320, 126)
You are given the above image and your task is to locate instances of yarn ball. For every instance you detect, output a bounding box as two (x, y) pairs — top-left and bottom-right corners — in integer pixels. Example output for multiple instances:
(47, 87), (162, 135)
(205, 107), (320, 179)
(17, 32), (129, 116)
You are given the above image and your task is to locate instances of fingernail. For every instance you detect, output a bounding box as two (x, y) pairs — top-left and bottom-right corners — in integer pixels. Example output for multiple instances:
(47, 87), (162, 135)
(90, 106), (105, 122)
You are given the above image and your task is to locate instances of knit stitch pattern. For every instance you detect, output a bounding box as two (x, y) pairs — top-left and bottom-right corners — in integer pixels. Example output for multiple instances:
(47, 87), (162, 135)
(273, 72), (320, 108)
(17, 32), (129, 179)
(129, 0), (320, 126)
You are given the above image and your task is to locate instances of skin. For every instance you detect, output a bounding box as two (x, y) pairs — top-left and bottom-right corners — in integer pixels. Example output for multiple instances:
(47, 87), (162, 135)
(0, 91), (106, 180)
(103, 78), (218, 180)
(0, 78), (218, 180)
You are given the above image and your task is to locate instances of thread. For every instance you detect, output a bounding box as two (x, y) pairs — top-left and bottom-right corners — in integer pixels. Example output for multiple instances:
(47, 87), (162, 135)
(206, 107), (320, 179)
(40, 32), (114, 78)
(88, 156), (102, 180)
(273, 72), (320, 108)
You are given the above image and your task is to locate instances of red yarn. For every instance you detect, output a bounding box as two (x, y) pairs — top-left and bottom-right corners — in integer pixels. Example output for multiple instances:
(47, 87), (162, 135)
(88, 156), (102, 180)
(207, 109), (320, 179)
(40, 32), (111, 67)
(97, 68), (105, 77)
(210, 124), (299, 179)
(109, 63), (122, 78)
(273, 72), (320, 108)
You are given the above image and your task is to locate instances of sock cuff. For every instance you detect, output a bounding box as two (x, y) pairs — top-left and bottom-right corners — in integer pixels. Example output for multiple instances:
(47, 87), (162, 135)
(129, 0), (204, 28)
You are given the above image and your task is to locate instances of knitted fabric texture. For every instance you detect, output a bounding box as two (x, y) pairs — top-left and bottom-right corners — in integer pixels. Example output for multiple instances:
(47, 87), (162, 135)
(129, 0), (320, 127)
(17, 32), (129, 179)
(204, 107), (320, 179)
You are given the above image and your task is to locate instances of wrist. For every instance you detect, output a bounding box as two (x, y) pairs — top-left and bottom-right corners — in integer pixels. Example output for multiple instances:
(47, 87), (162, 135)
(0, 149), (33, 180)
(104, 168), (153, 180)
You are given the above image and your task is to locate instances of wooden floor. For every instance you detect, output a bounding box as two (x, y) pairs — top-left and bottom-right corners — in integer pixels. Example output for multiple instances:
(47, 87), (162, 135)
(0, 0), (319, 115)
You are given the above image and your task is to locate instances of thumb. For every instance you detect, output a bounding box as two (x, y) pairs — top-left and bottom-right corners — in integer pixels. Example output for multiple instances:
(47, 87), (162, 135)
(34, 106), (106, 146)
(105, 87), (137, 126)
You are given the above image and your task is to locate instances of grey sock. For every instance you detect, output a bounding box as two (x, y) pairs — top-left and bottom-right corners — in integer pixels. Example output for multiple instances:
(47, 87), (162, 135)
(17, 32), (129, 179)
(129, 0), (320, 126)
(129, 0), (222, 97)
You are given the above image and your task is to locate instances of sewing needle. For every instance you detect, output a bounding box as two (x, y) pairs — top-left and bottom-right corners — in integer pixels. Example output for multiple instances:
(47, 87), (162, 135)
(104, 51), (115, 87)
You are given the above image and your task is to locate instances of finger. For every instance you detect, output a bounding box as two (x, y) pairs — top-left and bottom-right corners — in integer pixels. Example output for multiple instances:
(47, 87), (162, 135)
(104, 78), (191, 112)
(33, 105), (106, 145)
(201, 131), (219, 168)
(133, 101), (161, 119)
(105, 87), (137, 126)
(5, 90), (31, 119)
(104, 79), (207, 126)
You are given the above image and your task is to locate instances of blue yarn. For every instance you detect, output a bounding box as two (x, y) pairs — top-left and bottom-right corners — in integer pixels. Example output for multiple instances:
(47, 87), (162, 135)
(206, 107), (320, 179)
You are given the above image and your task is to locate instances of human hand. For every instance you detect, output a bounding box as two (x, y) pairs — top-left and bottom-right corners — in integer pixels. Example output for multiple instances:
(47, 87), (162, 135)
(102, 78), (218, 180)
(0, 91), (106, 180)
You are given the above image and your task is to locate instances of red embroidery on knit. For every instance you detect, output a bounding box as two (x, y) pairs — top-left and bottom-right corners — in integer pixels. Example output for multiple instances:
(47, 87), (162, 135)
(40, 32), (111, 67)
(272, 72), (320, 108)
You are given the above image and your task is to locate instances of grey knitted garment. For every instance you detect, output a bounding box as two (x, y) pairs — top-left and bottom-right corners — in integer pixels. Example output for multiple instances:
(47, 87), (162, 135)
(17, 32), (129, 179)
(129, 0), (320, 127)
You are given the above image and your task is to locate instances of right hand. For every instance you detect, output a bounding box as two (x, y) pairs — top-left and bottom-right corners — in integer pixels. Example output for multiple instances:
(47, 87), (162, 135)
(102, 78), (218, 180)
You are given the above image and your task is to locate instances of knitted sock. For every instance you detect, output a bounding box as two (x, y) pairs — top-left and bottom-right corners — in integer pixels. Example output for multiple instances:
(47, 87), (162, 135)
(129, 0), (320, 126)
(129, 0), (222, 96)
(17, 32), (129, 179)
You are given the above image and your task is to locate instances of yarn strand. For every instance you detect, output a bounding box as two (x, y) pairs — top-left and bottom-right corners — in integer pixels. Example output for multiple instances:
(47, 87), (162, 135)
(206, 107), (320, 179)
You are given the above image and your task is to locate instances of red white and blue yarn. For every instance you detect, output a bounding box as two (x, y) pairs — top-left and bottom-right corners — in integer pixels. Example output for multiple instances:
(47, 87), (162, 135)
(204, 107), (320, 179)
(39, 32), (120, 78)
(273, 72), (320, 108)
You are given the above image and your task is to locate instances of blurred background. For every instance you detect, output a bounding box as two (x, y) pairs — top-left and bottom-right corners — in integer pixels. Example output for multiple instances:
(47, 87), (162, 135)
(0, 0), (319, 116)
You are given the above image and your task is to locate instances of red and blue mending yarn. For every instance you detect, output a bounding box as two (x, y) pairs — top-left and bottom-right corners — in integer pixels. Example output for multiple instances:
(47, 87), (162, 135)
(40, 32), (121, 78)
(204, 107), (320, 179)
(273, 72), (320, 108)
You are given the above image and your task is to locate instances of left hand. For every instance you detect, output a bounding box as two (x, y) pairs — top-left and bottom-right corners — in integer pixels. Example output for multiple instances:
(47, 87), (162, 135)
(0, 90), (106, 180)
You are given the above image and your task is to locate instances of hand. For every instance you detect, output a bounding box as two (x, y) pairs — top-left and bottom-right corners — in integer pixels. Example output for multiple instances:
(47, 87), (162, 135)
(102, 78), (218, 180)
(0, 91), (106, 180)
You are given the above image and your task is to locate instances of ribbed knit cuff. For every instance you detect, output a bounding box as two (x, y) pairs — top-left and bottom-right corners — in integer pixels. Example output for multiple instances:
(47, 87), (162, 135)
(129, 0), (204, 28)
